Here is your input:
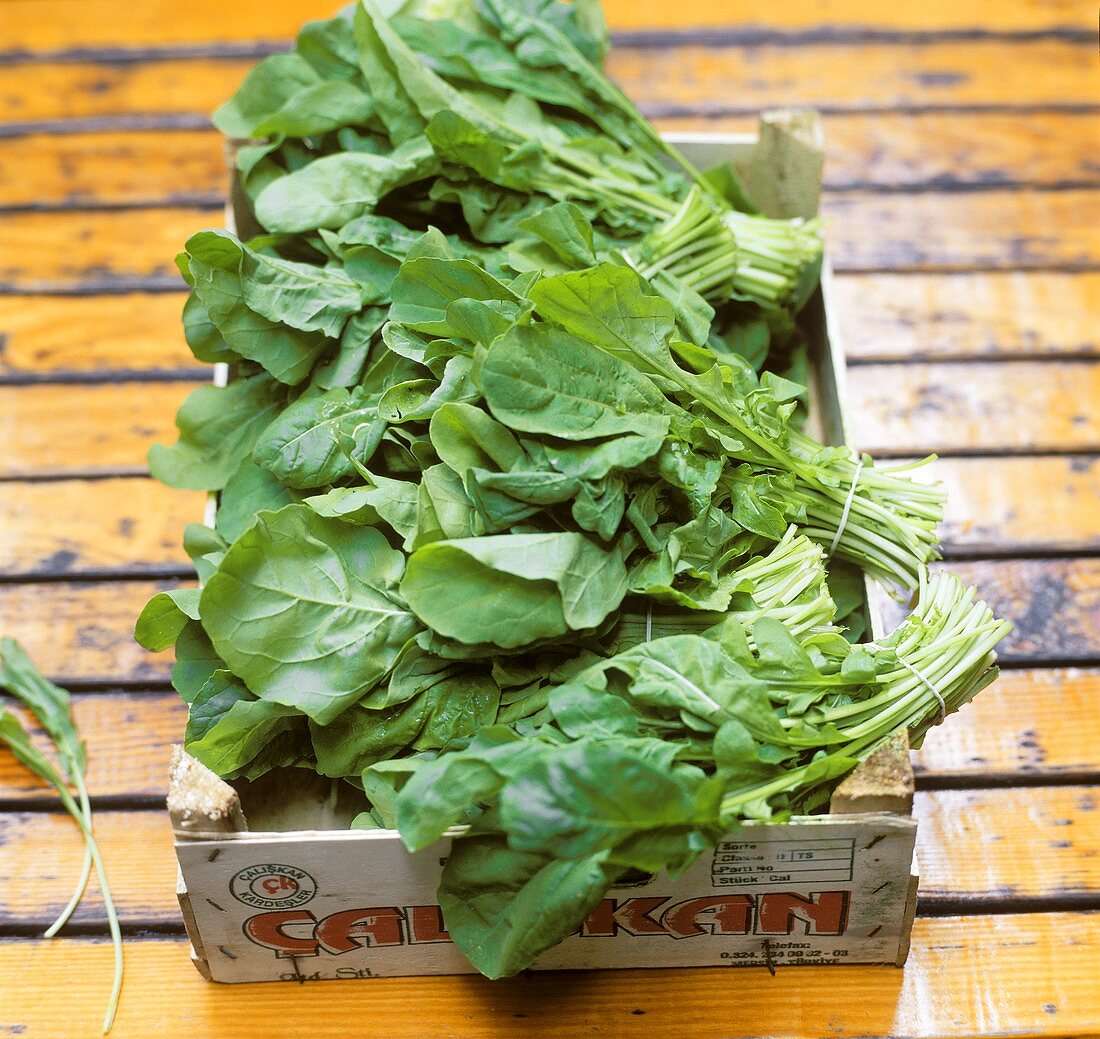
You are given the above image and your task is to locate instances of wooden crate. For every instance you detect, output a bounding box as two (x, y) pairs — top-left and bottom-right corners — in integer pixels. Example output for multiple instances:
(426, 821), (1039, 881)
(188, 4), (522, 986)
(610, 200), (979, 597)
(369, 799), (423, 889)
(170, 118), (920, 983)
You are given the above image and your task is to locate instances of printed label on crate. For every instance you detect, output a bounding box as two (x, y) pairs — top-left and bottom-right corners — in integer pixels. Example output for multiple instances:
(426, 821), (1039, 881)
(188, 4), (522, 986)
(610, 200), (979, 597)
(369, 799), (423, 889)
(176, 814), (917, 982)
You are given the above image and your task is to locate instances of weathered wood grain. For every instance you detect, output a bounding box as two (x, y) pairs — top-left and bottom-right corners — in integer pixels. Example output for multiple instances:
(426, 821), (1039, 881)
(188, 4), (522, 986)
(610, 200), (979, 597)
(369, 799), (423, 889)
(850, 361), (1100, 454)
(913, 668), (1100, 780)
(940, 559), (1100, 664)
(0, 293), (195, 375)
(3, 42), (1098, 129)
(931, 456), (1100, 554)
(4, 191), (1098, 294)
(835, 271), (1100, 361)
(0, 693), (184, 803)
(665, 111), (1100, 189)
(823, 189), (1100, 271)
(914, 786), (1100, 901)
(0, 579), (182, 686)
(3, 272), (1093, 377)
(3, 0), (1094, 55)
(2, 668), (1093, 805)
(2, 915), (1097, 1037)
(0, 456), (1094, 580)
(5, 363), (1090, 480)
(0, 381), (198, 478)
(5, 112), (1099, 212)
(0, 478), (200, 576)
(0, 560), (1093, 686)
(0, 130), (227, 209)
(876, 559), (1100, 664)
(0, 787), (1095, 927)
(0, 208), (209, 292)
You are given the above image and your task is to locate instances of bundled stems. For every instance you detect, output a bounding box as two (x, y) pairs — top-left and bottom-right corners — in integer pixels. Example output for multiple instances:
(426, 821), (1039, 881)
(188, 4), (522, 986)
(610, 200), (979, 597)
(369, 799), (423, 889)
(719, 570), (1011, 821)
(627, 188), (824, 306)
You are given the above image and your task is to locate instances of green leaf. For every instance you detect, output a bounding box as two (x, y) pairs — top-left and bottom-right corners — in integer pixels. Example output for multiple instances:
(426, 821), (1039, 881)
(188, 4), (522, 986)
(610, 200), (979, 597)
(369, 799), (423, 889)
(199, 505), (421, 724)
(134, 589), (201, 652)
(253, 387), (384, 489)
(185, 671), (300, 778)
(481, 324), (670, 441)
(254, 138), (438, 233)
(148, 375), (284, 491)
(439, 834), (616, 979)
(401, 532), (628, 647)
(216, 458), (301, 544)
(213, 52), (323, 138)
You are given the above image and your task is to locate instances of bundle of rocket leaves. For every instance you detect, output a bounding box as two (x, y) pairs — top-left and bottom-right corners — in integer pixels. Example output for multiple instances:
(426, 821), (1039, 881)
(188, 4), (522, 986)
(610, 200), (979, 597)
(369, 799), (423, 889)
(138, 0), (1007, 978)
(0, 639), (123, 1032)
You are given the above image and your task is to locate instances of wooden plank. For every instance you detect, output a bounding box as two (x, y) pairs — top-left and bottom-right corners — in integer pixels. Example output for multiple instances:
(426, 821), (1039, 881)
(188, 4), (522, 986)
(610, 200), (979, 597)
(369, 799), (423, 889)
(0, 787), (1095, 927)
(2, 272), (1093, 377)
(823, 189), (1100, 271)
(2, 0), (1094, 54)
(849, 361), (1100, 454)
(0, 580), (181, 687)
(4, 667), (1095, 806)
(0, 559), (1094, 687)
(5, 113), (1099, 212)
(0, 668), (1095, 806)
(938, 558), (1100, 665)
(2, 915), (1098, 1037)
(914, 786), (1100, 902)
(9, 0), (1100, 57)
(0, 456), (1093, 582)
(0, 381), (198, 478)
(932, 456), (1100, 554)
(4, 191), (1098, 294)
(664, 111), (1100, 190)
(0, 293), (195, 375)
(835, 271), (1100, 361)
(913, 668), (1100, 781)
(5, 365), (1091, 482)
(0, 693), (184, 803)
(0, 209), (208, 293)
(0, 130), (226, 209)
(0, 478), (200, 577)
(3, 42), (1098, 129)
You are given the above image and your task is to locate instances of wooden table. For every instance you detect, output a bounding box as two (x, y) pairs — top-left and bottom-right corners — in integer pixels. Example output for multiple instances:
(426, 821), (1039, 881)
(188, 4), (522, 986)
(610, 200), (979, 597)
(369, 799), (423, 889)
(1, 1), (1098, 1035)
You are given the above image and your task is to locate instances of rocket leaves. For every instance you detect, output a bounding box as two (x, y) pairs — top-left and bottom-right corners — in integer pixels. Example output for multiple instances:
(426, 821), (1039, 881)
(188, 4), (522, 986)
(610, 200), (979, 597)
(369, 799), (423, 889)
(199, 506), (420, 724)
(135, 0), (1010, 986)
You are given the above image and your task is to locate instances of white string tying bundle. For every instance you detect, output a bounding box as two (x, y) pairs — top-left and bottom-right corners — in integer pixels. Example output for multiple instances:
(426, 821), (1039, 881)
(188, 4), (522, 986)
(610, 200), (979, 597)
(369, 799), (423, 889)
(896, 654), (947, 722)
(827, 454), (865, 559)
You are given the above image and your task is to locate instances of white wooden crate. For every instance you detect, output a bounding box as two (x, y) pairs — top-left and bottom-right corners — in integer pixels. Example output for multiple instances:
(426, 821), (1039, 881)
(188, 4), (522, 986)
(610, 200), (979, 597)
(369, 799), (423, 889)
(171, 118), (919, 983)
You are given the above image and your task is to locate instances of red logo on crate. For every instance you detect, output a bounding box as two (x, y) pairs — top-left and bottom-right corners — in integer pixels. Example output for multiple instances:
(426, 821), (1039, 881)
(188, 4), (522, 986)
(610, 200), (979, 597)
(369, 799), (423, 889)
(242, 891), (849, 958)
(230, 864), (317, 910)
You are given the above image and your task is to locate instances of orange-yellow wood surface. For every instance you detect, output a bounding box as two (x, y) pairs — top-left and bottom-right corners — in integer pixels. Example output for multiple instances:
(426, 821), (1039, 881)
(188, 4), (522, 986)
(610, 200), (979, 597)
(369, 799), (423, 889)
(5, 192), (1098, 293)
(6, 669), (1097, 804)
(2, 785), (1098, 927)
(4, 272), (1096, 377)
(2, 0), (1094, 51)
(4, 112), (1098, 211)
(4, 43), (1098, 127)
(2, 914), (1097, 1039)
(0, 1), (1097, 1036)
